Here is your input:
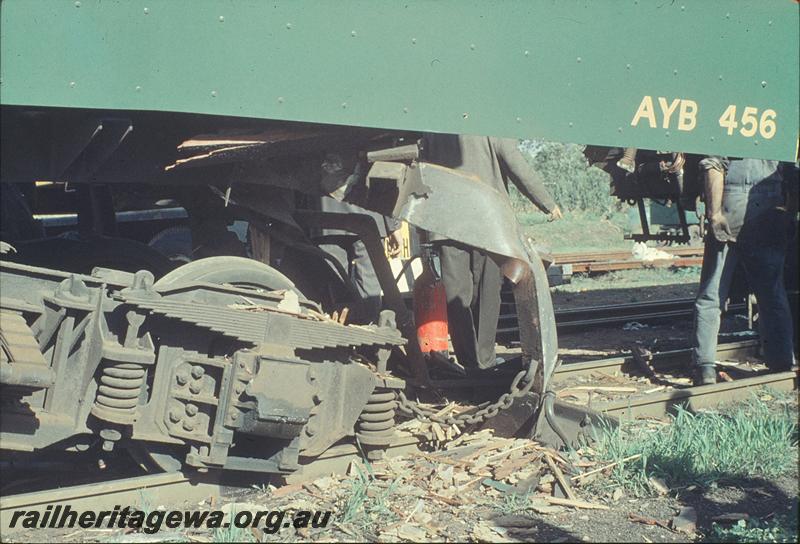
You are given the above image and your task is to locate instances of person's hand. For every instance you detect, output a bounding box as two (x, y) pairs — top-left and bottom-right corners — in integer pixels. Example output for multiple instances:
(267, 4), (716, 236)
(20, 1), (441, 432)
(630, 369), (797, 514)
(708, 211), (732, 242)
(548, 206), (563, 221)
(387, 230), (403, 257)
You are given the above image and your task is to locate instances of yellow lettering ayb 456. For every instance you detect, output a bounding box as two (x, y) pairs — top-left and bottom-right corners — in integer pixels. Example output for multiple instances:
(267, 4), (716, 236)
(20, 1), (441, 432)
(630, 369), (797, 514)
(630, 96), (777, 139)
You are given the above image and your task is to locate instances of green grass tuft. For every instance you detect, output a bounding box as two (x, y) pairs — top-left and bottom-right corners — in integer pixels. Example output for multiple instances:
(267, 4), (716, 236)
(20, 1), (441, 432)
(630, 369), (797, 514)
(587, 394), (798, 495)
(340, 461), (400, 530)
(213, 524), (256, 543)
(496, 490), (534, 515)
(706, 513), (799, 543)
(212, 504), (256, 543)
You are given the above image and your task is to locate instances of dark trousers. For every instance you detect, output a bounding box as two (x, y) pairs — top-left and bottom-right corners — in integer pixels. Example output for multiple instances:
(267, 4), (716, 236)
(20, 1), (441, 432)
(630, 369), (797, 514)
(439, 243), (502, 369)
(320, 240), (381, 324)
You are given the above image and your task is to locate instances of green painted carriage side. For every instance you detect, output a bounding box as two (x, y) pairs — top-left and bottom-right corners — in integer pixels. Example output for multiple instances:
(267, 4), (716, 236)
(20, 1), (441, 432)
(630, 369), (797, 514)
(1, 0), (797, 161)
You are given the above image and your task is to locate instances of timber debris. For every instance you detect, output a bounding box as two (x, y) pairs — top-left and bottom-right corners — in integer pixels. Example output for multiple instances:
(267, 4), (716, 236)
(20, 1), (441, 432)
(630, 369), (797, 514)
(224, 431), (615, 542)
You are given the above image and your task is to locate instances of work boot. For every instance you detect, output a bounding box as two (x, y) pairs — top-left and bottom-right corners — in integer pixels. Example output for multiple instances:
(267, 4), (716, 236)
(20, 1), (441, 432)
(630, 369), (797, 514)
(693, 364), (717, 386)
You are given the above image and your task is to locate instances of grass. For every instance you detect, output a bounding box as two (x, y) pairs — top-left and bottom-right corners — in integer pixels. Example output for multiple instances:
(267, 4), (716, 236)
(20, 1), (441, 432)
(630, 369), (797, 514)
(706, 513), (799, 543)
(212, 503), (257, 543)
(213, 524), (256, 543)
(496, 490), (534, 515)
(517, 209), (633, 254)
(586, 394), (798, 496)
(136, 489), (154, 517)
(340, 461), (400, 530)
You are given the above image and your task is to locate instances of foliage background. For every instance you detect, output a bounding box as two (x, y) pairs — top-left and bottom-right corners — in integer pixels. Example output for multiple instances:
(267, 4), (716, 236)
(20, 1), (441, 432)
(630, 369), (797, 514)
(511, 140), (631, 253)
(514, 141), (619, 217)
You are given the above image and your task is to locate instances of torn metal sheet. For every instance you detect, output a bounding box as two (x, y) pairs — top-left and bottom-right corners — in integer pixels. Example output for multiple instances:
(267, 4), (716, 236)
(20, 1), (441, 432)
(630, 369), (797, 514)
(368, 160), (560, 396)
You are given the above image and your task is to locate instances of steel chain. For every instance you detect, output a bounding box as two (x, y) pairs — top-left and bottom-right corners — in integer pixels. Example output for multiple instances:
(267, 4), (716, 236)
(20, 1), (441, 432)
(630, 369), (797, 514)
(396, 365), (538, 427)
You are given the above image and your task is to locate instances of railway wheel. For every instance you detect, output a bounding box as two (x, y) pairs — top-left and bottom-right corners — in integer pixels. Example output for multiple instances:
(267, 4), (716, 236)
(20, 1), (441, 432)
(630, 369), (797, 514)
(153, 255), (302, 297)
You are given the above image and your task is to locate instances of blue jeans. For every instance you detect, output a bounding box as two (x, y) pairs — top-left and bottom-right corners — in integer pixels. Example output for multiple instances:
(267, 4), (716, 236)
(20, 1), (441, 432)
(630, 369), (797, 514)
(692, 229), (795, 371)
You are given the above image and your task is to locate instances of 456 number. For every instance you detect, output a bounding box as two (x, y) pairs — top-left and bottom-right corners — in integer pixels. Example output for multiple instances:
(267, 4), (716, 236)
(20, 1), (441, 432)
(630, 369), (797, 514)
(718, 106), (777, 139)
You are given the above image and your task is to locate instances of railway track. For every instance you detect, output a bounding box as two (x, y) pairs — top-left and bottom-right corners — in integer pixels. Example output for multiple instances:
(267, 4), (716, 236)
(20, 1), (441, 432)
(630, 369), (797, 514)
(542, 367), (797, 448)
(529, 338), (796, 446)
(428, 339), (796, 449)
(552, 247), (704, 274)
(434, 339), (761, 390)
(439, 338), (796, 437)
(0, 472), (218, 531)
(497, 297), (747, 337)
(553, 247), (704, 264)
(550, 338), (759, 381)
(593, 370), (796, 420)
(550, 338), (797, 419)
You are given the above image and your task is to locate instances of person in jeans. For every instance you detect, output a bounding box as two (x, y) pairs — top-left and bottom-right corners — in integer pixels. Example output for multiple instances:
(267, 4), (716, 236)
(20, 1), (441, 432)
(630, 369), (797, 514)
(692, 157), (798, 385)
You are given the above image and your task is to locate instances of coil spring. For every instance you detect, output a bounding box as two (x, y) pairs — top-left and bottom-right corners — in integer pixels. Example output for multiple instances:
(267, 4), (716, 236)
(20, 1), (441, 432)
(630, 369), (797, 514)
(356, 389), (397, 448)
(92, 362), (146, 425)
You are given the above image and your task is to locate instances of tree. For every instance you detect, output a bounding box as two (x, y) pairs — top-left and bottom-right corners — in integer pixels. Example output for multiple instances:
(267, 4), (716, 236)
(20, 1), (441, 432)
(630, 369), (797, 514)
(515, 141), (616, 216)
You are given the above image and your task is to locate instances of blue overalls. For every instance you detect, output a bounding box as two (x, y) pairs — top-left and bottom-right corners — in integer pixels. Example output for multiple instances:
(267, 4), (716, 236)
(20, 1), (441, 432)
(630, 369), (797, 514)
(692, 159), (795, 372)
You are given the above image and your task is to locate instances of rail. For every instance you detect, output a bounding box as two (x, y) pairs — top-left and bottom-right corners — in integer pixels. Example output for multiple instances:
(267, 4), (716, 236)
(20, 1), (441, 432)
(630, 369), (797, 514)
(0, 472), (217, 531)
(552, 247), (704, 274)
(498, 297), (747, 336)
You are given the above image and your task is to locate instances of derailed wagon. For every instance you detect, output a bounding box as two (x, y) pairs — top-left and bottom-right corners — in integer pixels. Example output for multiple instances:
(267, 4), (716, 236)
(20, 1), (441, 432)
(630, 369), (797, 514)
(1, 118), (559, 472)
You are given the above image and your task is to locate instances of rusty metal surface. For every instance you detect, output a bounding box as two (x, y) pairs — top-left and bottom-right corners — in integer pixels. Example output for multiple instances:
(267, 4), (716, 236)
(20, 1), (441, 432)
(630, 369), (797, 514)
(565, 256), (703, 274)
(554, 247), (703, 265)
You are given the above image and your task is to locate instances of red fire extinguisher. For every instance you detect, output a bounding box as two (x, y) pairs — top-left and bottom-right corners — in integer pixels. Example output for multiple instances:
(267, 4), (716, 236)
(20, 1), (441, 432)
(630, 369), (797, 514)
(413, 251), (449, 355)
